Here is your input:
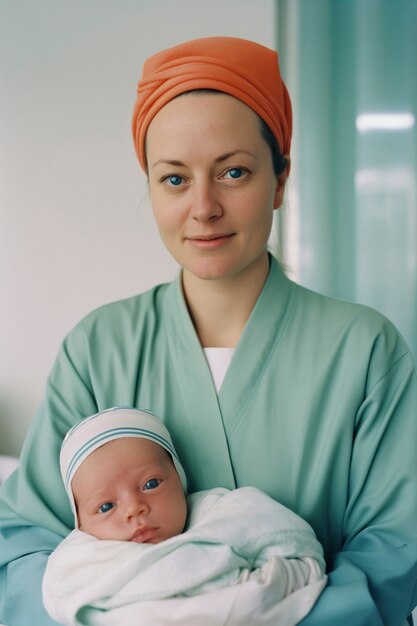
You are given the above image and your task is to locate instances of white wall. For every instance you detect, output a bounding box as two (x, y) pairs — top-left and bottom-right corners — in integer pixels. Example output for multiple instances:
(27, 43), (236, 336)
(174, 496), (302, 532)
(0, 0), (276, 456)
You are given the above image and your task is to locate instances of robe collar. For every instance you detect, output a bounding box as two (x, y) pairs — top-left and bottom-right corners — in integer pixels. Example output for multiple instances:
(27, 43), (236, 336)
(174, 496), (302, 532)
(164, 254), (293, 491)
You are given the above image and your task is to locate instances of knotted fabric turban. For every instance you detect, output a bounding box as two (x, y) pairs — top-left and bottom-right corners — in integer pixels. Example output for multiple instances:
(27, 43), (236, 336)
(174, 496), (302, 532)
(60, 406), (188, 527)
(132, 36), (292, 171)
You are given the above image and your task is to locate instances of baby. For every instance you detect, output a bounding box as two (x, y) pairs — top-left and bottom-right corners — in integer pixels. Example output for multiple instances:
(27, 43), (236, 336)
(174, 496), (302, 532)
(63, 409), (188, 544)
(43, 407), (327, 626)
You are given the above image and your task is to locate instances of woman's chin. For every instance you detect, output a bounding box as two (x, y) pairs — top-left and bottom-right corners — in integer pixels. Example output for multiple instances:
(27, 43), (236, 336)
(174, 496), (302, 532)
(181, 251), (269, 286)
(182, 261), (237, 283)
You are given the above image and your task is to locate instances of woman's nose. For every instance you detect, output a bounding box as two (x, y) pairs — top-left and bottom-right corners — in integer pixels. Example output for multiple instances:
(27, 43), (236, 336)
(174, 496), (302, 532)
(190, 181), (223, 222)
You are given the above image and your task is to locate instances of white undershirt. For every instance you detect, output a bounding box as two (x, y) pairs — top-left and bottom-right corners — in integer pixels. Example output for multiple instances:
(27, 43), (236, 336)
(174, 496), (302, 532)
(204, 347), (235, 393)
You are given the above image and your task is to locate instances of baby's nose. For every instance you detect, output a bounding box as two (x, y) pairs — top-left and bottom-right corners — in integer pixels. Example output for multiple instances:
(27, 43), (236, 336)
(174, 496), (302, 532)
(124, 497), (149, 521)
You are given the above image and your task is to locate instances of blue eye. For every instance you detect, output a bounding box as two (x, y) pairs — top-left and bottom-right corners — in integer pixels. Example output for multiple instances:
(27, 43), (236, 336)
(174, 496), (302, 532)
(143, 478), (161, 491)
(98, 502), (114, 514)
(167, 175), (183, 186)
(225, 168), (245, 179)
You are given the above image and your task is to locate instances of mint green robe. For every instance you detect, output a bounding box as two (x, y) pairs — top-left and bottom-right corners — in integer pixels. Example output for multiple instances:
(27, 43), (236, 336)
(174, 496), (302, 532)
(1, 256), (416, 625)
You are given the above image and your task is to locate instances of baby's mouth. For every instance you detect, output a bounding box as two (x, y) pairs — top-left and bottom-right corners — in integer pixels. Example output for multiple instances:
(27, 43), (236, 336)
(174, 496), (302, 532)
(130, 526), (159, 543)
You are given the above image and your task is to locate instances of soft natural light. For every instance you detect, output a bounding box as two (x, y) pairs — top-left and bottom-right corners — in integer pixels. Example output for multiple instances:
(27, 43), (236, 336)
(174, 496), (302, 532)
(355, 167), (414, 191)
(356, 113), (415, 132)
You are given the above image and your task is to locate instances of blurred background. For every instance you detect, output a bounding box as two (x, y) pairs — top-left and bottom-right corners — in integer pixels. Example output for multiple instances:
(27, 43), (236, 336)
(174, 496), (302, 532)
(1, 0), (416, 457)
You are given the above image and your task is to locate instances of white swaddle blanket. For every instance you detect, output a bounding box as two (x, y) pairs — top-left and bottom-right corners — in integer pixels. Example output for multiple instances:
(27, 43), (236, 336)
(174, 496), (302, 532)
(43, 487), (327, 626)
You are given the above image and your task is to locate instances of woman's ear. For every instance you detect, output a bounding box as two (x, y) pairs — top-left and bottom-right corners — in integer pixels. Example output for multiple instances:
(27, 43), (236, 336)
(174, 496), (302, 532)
(273, 156), (290, 209)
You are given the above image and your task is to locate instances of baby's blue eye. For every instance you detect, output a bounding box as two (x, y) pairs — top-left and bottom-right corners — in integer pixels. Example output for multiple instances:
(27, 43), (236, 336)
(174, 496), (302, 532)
(168, 175), (183, 186)
(226, 168), (244, 179)
(98, 502), (114, 514)
(143, 478), (161, 491)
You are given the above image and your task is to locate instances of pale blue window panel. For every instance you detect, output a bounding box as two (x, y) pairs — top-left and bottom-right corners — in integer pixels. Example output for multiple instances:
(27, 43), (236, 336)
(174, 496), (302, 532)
(275, 0), (417, 359)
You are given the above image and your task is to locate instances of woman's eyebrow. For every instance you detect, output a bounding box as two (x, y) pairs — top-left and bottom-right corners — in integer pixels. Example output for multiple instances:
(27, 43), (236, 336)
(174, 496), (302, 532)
(151, 159), (185, 169)
(214, 149), (257, 163)
(151, 150), (257, 170)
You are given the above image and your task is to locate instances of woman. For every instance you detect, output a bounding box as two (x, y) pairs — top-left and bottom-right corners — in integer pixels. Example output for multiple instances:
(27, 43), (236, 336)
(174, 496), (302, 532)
(0, 37), (416, 626)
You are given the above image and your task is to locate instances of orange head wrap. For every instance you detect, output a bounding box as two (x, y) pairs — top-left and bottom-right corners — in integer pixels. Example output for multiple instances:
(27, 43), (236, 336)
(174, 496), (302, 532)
(132, 36), (292, 172)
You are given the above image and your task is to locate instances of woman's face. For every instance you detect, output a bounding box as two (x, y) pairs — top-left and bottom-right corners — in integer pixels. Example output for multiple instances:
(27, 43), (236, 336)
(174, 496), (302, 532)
(146, 93), (287, 285)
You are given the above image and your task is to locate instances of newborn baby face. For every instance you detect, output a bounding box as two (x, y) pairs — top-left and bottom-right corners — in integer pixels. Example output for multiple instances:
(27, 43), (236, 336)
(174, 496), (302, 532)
(72, 437), (187, 543)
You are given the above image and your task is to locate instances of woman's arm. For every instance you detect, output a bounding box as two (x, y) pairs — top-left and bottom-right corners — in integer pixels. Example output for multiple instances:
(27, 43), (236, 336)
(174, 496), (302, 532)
(0, 521), (63, 626)
(301, 350), (417, 626)
(0, 289), (163, 624)
(0, 325), (99, 625)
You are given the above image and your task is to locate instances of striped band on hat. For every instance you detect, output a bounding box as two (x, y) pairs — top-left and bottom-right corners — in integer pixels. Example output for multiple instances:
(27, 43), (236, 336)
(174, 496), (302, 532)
(60, 407), (188, 526)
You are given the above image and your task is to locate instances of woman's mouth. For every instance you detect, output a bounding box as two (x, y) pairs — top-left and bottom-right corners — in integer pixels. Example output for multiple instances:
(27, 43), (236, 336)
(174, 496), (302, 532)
(186, 234), (235, 250)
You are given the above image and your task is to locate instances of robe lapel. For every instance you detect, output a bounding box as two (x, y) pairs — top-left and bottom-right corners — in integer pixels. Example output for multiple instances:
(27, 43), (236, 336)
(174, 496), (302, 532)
(164, 277), (237, 491)
(163, 256), (292, 492)
(218, 256), (292, 434)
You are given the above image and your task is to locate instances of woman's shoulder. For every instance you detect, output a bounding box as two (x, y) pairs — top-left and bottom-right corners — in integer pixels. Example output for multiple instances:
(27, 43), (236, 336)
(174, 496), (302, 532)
(272, 258), (400, 344)
(292, 278), (398, 333)
(62, 280), (174, 345)
(82, 281), (171, 324)
(289, 278), (413, 369)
